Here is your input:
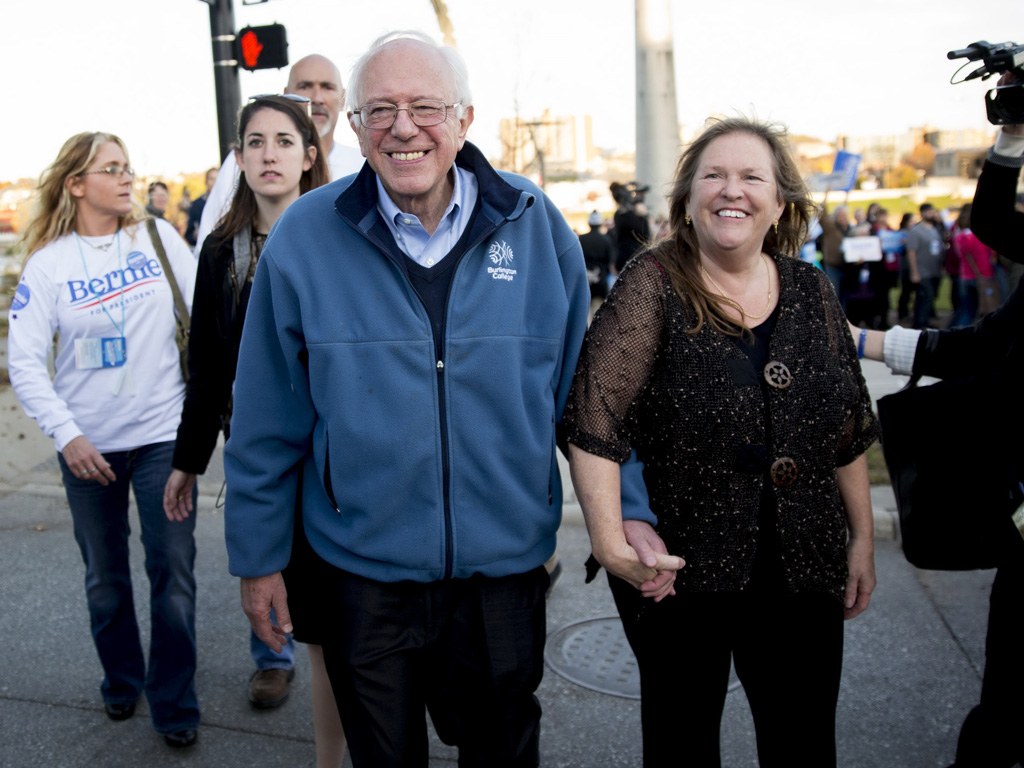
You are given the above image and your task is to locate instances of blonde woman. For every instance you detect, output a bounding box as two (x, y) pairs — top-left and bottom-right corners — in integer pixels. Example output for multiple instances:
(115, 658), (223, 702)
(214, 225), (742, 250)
(8, 133), (199, 747)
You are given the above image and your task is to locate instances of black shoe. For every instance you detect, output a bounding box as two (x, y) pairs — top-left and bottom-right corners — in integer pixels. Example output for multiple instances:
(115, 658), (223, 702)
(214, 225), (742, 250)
(104, 701), (136, 721)
(164, 729), (198, 748)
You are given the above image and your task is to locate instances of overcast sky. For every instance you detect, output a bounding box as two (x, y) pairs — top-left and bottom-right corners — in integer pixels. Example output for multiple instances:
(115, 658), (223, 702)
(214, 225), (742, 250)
(2, 0), (1019, 180)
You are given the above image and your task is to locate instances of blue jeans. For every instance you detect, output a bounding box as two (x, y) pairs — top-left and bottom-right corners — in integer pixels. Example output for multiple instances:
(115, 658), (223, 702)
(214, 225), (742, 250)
(954, 279), (979, 328)
(59, 441), (199, 734)
(250, 619), (294, 670)
(913, 277), (940, 329)
(824, 265), (846, 311)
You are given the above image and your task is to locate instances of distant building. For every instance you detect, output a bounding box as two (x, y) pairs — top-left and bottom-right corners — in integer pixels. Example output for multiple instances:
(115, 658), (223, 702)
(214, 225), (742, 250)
(790, 136), (838, 179)
(838, 126), (995, 180)
(498, 111), (596, 180)
(838, 130), (924, 171)
(932, 148), (987, 179)
(925, 128), (996, 151)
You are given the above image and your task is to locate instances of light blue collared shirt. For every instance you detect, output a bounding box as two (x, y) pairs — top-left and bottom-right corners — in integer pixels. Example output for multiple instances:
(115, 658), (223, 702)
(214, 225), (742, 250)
(375, 165), (479, 268)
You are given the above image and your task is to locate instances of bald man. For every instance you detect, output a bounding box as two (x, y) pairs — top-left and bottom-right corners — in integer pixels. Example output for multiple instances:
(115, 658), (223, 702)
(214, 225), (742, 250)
(192, 54), (364, 257)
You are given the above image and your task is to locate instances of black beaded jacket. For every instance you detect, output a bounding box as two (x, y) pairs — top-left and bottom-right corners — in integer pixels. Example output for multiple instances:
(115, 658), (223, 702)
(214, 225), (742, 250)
(564, 252), (879, 601)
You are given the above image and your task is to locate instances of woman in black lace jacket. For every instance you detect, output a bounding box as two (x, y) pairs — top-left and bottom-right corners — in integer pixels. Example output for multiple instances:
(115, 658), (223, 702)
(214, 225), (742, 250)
(563, 117), (879, 767)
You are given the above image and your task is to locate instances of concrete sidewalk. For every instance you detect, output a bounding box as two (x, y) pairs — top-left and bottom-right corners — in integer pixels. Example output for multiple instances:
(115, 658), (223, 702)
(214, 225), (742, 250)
(0, 356), (996, 767)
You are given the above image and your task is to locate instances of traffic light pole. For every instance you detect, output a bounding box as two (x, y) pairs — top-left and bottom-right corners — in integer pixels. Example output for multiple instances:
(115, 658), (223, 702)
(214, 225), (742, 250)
(204, 0), (242, 161)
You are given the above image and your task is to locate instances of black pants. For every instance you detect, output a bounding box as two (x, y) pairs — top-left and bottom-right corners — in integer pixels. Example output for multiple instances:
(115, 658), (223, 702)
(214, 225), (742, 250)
(318, 565), (549, 768)
(611, 577), (844, 768)
(952, 530), (1024, 767)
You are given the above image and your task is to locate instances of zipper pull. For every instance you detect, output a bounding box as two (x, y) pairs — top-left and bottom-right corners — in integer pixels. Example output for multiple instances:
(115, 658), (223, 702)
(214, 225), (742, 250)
(437, 360), (444, 372)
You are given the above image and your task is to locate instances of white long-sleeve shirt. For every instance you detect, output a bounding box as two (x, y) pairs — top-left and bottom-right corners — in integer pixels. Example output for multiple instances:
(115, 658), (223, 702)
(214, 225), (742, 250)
(7, 218), (197, 452)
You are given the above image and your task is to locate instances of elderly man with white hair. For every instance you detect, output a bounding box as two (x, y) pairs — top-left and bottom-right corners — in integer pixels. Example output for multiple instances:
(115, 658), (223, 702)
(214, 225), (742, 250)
(222, 29), (655, 767)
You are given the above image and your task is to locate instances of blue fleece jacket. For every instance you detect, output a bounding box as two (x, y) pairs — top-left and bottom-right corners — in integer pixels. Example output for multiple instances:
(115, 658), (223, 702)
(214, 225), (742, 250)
(224, 143), (647, 582)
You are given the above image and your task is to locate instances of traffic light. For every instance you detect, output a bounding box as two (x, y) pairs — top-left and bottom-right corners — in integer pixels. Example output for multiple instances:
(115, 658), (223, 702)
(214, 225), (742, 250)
(237, 24), (288, 71)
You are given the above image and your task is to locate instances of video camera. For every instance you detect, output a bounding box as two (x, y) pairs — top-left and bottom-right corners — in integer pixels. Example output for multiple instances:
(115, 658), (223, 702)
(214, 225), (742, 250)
(948, 40), (1024, 125)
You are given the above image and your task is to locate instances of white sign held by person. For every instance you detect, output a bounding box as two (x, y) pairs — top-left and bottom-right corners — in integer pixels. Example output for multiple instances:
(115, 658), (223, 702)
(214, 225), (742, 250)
(842, 236), (883, 263)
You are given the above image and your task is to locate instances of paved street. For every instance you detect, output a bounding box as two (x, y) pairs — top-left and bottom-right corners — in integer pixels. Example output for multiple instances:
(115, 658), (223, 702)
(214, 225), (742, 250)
(0, 347), (997, 767)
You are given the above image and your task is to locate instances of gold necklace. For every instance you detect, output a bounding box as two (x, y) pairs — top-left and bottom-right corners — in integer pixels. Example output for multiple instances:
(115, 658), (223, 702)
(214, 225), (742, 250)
(701, 253), (772, 320)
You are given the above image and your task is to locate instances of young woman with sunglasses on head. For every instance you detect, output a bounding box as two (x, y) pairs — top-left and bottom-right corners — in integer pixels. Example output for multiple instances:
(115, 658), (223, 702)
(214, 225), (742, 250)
(7, 132), (200, 748)
(160, 95), (346, 767)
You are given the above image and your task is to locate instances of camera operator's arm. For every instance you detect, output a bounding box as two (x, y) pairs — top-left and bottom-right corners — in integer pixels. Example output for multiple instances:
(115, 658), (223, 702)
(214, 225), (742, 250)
(971, 74), (1024, 260)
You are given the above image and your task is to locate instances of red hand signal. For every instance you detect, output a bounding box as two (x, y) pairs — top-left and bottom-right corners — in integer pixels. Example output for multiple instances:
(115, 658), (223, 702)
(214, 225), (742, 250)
(241, 30), (264, 68)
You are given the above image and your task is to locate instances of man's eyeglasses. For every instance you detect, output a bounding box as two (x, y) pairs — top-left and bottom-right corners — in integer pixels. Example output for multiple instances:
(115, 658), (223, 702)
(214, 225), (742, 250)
(355, 100), (461, 129)
(81, 165), (136, 179)
(249, 93), (312, 117)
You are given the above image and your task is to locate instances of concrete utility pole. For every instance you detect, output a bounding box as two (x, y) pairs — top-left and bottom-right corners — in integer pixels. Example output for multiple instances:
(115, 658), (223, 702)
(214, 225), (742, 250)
(430, 0), (457, 47)
(634, 0), (680, 219)
(202, 0), (242, 160)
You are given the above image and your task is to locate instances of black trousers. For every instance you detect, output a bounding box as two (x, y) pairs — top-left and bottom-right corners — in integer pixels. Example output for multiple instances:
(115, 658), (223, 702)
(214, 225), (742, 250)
(611, 577), (844, 768)
(952, 529), (1024, 767)
(317, 564), (549, 768)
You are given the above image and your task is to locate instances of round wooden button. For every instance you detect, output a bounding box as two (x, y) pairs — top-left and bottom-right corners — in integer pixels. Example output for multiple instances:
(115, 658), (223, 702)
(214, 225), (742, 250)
(764, 361), (793, 390)
(770, 457), (798, 487)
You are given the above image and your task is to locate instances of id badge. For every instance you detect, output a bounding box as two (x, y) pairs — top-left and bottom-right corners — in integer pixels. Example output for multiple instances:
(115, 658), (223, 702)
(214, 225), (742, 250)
(75, 337), (127, 369)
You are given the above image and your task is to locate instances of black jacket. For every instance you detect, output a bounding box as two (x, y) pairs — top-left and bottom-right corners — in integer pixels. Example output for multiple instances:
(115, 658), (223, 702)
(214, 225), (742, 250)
(565, 253), (878, 600)
(172, 232), (252, 474)
(915, 155), (1024, 481)
(579, 227), (614, 299)
(971, 153), (1024, 263)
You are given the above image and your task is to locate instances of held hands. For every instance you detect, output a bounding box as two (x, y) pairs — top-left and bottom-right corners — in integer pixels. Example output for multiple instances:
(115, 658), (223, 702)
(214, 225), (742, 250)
(241, 573), (293, 653)
(595, 520), (684, 603)
(61, 436), (116, 486)
(844, 537), (876, 620)
(625, 520), (684, 601)
(163, 470), (197, 522)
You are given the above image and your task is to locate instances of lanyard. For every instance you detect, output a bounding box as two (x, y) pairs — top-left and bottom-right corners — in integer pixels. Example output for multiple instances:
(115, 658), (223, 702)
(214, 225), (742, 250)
(74, 229), (126, 337)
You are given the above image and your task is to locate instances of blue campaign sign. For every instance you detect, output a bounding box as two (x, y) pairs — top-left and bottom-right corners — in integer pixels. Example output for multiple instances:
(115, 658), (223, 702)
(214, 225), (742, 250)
(879, 229), (905, 255)
(831, 150), (862, 192)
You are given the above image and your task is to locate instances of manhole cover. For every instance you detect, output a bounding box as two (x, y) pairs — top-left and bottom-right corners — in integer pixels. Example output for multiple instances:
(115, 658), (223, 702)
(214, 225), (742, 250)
(545, 617), (640, 699)
(546, 616), (742, 700)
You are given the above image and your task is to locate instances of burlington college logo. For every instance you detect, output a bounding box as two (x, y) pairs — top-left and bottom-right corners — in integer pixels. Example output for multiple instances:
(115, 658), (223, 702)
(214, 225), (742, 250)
(486, 241), (517, 281)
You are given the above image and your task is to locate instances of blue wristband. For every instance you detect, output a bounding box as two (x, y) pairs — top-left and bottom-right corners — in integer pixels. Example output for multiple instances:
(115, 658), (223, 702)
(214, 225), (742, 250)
(857, 329), (867, 359)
